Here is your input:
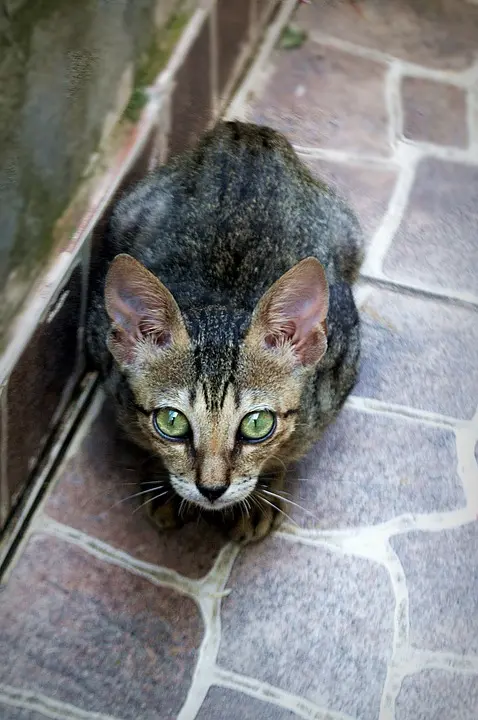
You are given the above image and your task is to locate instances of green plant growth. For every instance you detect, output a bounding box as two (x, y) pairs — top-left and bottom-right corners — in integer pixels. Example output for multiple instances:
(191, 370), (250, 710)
(125, 9), (192, 121)
(279, 24), (308, 50)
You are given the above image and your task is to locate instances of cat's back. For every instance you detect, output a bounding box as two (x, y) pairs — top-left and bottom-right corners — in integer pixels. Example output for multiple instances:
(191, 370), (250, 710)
(104, 122), (360, 305)
(87, 122), (363, 380)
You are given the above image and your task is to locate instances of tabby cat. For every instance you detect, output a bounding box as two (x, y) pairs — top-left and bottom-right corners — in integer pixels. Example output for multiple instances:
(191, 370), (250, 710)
(86, 121), (363, 543)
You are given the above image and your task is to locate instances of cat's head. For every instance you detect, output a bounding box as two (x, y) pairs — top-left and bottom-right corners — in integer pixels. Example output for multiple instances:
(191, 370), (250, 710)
(104, 254), (329, 511)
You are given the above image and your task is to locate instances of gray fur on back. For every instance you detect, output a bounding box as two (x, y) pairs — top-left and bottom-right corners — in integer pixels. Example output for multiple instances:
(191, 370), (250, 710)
(87, 121), (363, 449)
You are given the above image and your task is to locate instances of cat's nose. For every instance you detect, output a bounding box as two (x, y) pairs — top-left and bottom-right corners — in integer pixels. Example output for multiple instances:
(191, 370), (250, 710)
(197, 483), (228, 502)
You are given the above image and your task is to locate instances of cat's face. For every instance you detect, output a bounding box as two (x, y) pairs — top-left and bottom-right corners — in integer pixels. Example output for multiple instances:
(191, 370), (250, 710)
(104, 254), (329, 512)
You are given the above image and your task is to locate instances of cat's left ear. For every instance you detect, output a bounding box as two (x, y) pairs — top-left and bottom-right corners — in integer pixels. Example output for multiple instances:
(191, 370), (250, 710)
(104, 253), (189, 366)
(247, 257), (329, 366)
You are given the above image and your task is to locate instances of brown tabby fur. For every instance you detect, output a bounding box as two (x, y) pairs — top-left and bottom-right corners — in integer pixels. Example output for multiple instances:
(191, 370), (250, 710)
(86, 121), (363, 542)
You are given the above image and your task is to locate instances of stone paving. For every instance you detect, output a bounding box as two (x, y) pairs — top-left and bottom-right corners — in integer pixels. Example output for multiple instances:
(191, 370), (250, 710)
(1, 1), (478, 719)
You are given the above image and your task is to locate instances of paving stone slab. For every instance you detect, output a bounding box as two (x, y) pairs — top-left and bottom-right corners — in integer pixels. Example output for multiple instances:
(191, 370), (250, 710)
(289, 407), (464, 530)
(249, 42), (390, 155)
(299, 156), (397, 246)
(196, 687), (298, 720)
(383, 158), (478, 297)
(0, 709), (47, 720)
(401, 76), (468, 147)
(356, 287), (478, 419)
(296, 0), (478, 70)
(391, 522), (478, 654)
(396, 670), (478, 720)
(218, 537), (394, 720)
(0, 535), (203, 720)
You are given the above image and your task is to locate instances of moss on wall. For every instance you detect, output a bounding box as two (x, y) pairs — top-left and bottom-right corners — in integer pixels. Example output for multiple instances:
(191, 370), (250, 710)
(125, 8), (192, 121)
(0, 0), (187, 342)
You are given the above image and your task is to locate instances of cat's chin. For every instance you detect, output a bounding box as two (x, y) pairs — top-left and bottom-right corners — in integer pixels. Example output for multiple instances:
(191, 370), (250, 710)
(169, 474), (257, 512)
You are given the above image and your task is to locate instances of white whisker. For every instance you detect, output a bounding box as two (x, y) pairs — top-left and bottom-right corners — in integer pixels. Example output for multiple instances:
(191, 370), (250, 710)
(133, 490), (171, 513)
(249, 493), (263, 514)
(259, 487), (319, 520)
(109, 485), (166, 509)
(179, 498), (194, 519)
(254, 491), (299, 527)
(83, 482), (167, 506)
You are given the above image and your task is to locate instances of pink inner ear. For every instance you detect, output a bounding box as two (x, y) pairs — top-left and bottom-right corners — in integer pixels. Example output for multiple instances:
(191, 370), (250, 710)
(261, 258), (329, 365)
(107, 287), (144, 341)
(104, 254), (177, 362)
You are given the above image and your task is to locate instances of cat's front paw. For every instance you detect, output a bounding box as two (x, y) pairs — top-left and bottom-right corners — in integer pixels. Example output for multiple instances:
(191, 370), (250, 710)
(145, 500), (182, 530)
(227, 502), (284, 544)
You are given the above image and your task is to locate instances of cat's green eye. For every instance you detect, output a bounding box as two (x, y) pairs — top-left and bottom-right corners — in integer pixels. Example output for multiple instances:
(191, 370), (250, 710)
(153, 408), (190, 440)
(240, 410), (276, 443)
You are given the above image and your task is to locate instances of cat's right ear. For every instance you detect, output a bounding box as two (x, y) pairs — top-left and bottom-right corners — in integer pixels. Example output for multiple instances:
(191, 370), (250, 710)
(104, 254), (189, 366)
(247, 257), (329, 366)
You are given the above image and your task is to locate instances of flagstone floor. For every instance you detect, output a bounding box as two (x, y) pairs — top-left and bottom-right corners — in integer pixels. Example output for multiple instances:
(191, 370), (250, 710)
(1, 2), (478, 718)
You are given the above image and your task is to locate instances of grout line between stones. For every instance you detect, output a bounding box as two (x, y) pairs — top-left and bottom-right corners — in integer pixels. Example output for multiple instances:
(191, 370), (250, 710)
(346, 395), (463, 430)
(359, 273), (478, 311)
(4, 337), (475, 720)
(463, 60), (478, 149)
(13, 386), (476, 719)
(385, 61), (403, 151)
(296, 132), (478, 169)
(455, 423), (478, 513)
(387, 546), (410, 657)
(290, 407), (478, 717)
(0, 684), (122, 720)
(211, 667), (357, 720)
(275, 506), (476, 556)
(362, 144), (419, 276)
(409, 647), (478, 675)
(296, 146), (399, 169)
(177, 542), (240, 719)
(378, 645), (478, 720)
(401, 136), (478, 164)
(306, 30), (476, 88)
(40, 516), (201, 599)
(22, 504), (478, 720)
(377, 545), (410, 719)
(5, 409), (476, 720)
(341, 32), (415, 280)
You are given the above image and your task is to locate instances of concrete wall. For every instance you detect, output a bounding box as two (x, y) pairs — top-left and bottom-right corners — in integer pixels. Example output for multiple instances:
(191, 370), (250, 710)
(0, 0), (183, 339)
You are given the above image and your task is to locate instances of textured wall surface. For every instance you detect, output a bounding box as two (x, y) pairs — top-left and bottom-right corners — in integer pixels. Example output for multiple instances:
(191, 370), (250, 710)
(0, 0), (182, 339)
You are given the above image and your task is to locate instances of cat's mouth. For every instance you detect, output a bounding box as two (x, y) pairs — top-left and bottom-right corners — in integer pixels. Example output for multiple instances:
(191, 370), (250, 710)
(169, 475), (257, 511)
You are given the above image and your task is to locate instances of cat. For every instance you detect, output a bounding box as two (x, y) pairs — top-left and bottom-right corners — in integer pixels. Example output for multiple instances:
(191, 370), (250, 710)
(86, 121), (363, 543)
